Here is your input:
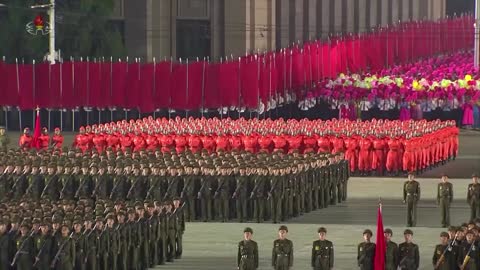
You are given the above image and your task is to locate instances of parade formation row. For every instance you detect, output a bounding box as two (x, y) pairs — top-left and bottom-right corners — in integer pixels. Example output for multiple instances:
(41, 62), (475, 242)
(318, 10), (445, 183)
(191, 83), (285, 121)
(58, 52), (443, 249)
(11, 118), (459, 176)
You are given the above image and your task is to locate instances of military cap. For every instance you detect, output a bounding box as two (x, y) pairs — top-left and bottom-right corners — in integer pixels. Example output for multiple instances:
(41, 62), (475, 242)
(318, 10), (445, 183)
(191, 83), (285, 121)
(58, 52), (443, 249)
(473, 173), (479, 178)
(127, 209), (136, 215)
(32, 218), (41, 225)
(466, 230), (475, 235)
(105, 214), (115, 220)
(447, 226), (457, 232)
(403, 229), (413, 235)
(317, 227), (327, 233)
(243, 227), (253, 234)
(278, 225), (288, 232)
(20, 221), (30, 228)
(384, 228), (393, 235)
(363, 229), (373, 236)
(95, 216), (104, 222)
(440, 232), (449, 238)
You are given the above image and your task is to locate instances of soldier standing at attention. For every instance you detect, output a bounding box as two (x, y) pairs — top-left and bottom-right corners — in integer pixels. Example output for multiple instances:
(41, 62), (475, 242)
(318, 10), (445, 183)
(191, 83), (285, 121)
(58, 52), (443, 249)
(271, 225), (293, 270)
(311, 227), (333, 270)
(467, 174), (480, 221)
(398, 229), (420, 270)
(384, 228), (398, 270)
(437, 173), (453, 227)
(403, 173), (420, 227)
(357, 229), (375, 270)
(237, 227), (259, 270)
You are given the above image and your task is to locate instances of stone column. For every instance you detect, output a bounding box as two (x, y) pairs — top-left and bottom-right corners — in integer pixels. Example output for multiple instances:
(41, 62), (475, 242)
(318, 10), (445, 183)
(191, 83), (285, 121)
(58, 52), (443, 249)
(321, 0), (330, 38)
(346, 0), (355, 33)
(295, 0), (304, 42)
(309, 0), (317, 40)
(358, 0), (367, 32)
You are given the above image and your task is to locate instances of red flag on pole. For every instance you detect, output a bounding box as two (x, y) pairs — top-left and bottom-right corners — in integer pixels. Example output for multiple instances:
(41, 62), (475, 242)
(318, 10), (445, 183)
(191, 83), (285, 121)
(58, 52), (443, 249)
(32, 108), (41, 149)
(374, 201), (386, 270)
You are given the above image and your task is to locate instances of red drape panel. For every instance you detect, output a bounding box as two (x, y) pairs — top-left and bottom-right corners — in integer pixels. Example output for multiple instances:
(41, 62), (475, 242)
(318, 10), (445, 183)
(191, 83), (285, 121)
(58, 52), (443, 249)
(35, 63), (50, 108)
(100, 62), (111, 108)
(61, 62), (75, 109)
(171, 63), (187, 109)
(73, 62), (87, 107)
(204, 63), (220, 108)
(140, 63), (155, 113)
(241, 59), (259, 108)
(87, 62), (101, 108)
(187, 61), (204, 110)
(18, 64), (34, 110)
(125, 63), (140, 109)
(218, 61), (239, 107)
(111, 62), (127, 108)
(154, 61), (172, 109)
(5, 64), (19, 106)
(50, 63), (61, 108)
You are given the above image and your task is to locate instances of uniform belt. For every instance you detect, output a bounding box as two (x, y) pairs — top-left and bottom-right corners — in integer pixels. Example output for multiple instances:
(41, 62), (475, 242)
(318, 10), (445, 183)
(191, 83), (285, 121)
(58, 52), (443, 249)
(277, 254), (289, 257)
(406, 193), (417, 196)
(241, 255), (253, 258)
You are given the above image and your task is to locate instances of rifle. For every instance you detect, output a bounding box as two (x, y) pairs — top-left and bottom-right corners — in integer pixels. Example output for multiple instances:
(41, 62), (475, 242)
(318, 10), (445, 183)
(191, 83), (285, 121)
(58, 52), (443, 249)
(59, 175), (71, 200)
(92, 176), (102, 198)
(74, 177), (87, 198)
(267, 177), (279, 201)
(109, 177), (122, 200)
(435, 232), (458, 270)
(127, 176), (141, 200)
(213, 178), (225, 199)
(197, 178), (208, 199)
(50, 232), (75, 268)
(40, 176), (55, 198)
(84, 226), (107, 264)
(146, 177), (159, 199)
(33, 235), (51, 267)
(163, 178), (177, 200)
(10, 230), (36, 266)
(460, 241), (476, 270)
(249, 177), (261, 200)
(231, 178), (245, 199)
(180, 177), (192, 199)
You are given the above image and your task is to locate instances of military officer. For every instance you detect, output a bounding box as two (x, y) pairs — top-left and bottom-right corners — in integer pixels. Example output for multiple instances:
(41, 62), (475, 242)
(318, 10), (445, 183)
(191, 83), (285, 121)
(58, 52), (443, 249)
(458, 230), (479, 270)
(311, 227), (333, 270)
(398, 229), (420, 270)
(384, 228), (398, 270)
(12, 221), (35, 270)
(467, 174), (480, 221)
(357, 229), (375, 270)
(237, 227), (259, 270)
(437, 174), (453, 227)
(403, 173), (420, 227)
(271, 225), (293, 270)
(233, 167), (249, 223)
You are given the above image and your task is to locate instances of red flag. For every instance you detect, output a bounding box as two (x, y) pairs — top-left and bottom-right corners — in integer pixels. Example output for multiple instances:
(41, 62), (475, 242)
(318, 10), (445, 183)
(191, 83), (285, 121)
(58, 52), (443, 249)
(32, 109), (41, 149)
(374, 203), (386, 270)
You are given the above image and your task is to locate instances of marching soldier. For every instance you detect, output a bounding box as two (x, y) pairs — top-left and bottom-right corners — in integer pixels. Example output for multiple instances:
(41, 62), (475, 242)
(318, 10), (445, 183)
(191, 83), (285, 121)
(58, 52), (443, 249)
(180, 166), (197, 222)
(437, 174), (453, 227)
(43, 163), (60, 200)
(106, 214), (119, 270)
(214, 167), (231, 222)
(198, 167), (213, 222)
(52, 223), (75, 270)
(384, 228), (398, 270)
(72, 219), (86, 270)
(357, 229), (375, 270)
(27, 161), (45, 200)
(311, 227), (333, 270)
(467, 174), (480, 221)
(271, 225), (293, 270)
(59, 163), (76, 200)
(251, 168), (266, 223)
(237, 227), (259, 270)
(0, 219), (11, 270)
(33, 220), (54, 270)
(268, 167), (284, 224)
(398, 229), (419, 270)
(403, 173), (420, 227)
(13, 222), (35, 270)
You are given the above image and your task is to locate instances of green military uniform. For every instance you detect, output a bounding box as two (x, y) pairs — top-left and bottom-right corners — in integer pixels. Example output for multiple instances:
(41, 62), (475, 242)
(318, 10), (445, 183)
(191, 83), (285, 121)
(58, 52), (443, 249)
(33, 232), (54, 270)
(268, 171), (284, 224)
(198, 174), (213, 222)
(233, 173), (248, 222)
(251, 174), (265, 223)
(467, 180), (480, 221)
(458, 234), (479, 270)
(311, 228), (333, 270)
(52, 231), (75, 270)
(166, 206), (177, 262)
(271, 235), (293, 269)
(398, 237), (420, 270)
(237, 228), (259, 270)
(180, 174), (196, 222)
(432, 232), (455, 270)
(385, 239), (399, 270)
(13, 228), (35, 270)
(156, 207), (167, 265)
(0, 128), (10, 151)
(437, 179), (453, 227)
(72, 227), (86, 270)
(0, 219), (12, 270)
(115, 218), (128, 270)
(328, 163), (337, 205)
(357, 242), (375, 270)
(59, 167), (76, 200)
(214, 173), (230, 222)
(43, 168), (60, 200)
(323, 167), (331, 209)
(403, 179), (420, 227)
(83, 224), (97, 270)
(126, 213), (140, 270)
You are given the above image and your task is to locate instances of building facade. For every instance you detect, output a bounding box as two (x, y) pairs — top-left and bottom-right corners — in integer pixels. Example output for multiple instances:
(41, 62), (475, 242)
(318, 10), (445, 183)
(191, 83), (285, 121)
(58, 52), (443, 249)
(119, 0), (448, 61)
